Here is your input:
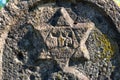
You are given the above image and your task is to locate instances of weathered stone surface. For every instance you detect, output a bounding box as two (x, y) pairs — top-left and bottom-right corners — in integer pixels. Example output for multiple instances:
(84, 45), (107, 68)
(0, 0), (120, 80)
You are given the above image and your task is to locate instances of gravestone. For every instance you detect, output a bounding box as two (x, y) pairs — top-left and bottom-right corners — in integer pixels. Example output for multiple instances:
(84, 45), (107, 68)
(0, 0), (120, 80)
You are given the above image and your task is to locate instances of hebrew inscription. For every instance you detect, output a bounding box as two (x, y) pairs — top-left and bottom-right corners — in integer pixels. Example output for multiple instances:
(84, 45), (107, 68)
(2, 1), (119, 80)
(37, 8), (94, 61)
(35, 8), (94, 80)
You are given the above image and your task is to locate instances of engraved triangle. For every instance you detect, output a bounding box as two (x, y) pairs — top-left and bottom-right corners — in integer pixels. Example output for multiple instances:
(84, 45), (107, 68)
(48, 7), (74, 27)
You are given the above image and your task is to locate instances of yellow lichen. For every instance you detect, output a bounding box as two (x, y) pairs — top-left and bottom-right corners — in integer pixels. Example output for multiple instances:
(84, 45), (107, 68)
(93, 29), (118, 62)
(56, 74), (62, 80)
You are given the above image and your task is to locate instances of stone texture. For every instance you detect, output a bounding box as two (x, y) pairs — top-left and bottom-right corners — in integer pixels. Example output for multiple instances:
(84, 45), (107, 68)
(0, 0), (120, 80)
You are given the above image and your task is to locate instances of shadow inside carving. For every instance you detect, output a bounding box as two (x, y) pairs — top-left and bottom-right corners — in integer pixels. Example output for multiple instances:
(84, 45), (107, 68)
(2, 1), (120, 80)
(69, 55), (88, 66)
(47, 8), (61, 26)
(17, 24), (61, 79)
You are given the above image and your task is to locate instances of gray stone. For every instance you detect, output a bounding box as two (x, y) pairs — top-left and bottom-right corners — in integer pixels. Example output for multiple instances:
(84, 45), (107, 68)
(0, 0), (120, 80)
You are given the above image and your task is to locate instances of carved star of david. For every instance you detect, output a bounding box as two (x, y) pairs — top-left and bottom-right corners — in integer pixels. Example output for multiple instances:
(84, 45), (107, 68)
(35, 7), (94, 80)
(37, 7), (94, 61)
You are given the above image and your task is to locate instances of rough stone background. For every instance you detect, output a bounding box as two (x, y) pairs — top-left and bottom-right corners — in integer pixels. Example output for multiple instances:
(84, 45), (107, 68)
(0, 0), (120, 80)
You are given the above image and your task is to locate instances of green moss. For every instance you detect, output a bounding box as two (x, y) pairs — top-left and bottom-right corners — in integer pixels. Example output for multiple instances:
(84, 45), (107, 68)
(93, 29), (118, 62)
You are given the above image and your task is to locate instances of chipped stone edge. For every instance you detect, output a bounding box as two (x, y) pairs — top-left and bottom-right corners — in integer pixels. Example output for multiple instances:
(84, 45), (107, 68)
(63, 67), (89, 80)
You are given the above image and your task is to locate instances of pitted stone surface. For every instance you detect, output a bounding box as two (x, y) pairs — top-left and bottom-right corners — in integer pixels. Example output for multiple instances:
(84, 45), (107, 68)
(0, 0), (120, 80)
(35, 8), (94, 80)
